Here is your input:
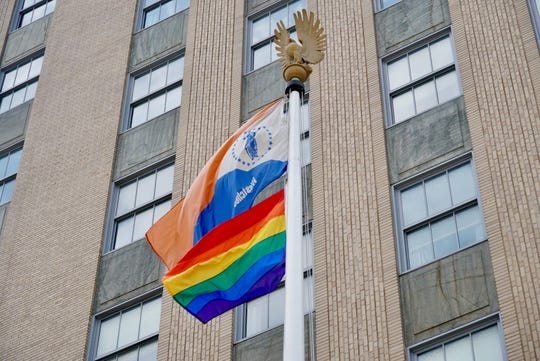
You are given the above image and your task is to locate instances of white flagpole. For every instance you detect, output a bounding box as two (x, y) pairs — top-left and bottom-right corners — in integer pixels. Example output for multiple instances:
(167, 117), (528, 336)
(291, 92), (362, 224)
(284, 79), (305, 361)
(275, 10), (325, 360)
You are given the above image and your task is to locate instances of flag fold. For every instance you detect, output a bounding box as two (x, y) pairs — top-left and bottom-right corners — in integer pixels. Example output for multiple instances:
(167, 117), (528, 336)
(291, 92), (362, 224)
(162, 190), (286, 323)
(146, 99), (287, 270)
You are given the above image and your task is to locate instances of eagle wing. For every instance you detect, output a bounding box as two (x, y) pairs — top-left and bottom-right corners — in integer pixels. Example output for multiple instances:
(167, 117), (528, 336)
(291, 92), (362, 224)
(294, 9), (327, 64)
(274, 20), (291, 68)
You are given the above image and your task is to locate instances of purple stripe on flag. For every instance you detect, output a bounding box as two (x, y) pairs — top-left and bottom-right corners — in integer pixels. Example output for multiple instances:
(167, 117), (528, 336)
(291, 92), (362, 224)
(193, 262), (285, 324)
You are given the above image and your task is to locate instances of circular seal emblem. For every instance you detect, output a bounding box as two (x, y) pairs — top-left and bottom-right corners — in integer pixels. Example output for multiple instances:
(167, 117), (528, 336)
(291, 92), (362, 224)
(231, 125), (273, 167)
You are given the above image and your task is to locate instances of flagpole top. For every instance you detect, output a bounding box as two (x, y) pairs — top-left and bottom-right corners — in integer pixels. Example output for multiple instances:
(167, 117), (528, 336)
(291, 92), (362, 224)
(285, 78), (305, 96)
(274, 10), (327, 83)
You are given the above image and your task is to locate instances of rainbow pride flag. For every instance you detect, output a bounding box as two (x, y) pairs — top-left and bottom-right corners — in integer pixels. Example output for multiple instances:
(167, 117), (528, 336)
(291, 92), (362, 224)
(162, 190), (286, 323)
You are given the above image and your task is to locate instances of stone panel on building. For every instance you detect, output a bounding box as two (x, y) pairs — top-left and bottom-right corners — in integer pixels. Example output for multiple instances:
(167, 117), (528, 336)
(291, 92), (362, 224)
(400, 242), (499, 345)
(130, 10), (188, 72)
(114, 109), (179, 180)
(0, 101), (31, 148)
(375, 0), (451, 57)
(386, 97), (471, 183)
(2, 15), (51, 67)
(95, 240), (164, 313)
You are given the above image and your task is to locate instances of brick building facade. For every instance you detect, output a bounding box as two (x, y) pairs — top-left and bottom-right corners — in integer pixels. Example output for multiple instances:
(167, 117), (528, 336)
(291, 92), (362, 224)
(0, 0), (538, 360)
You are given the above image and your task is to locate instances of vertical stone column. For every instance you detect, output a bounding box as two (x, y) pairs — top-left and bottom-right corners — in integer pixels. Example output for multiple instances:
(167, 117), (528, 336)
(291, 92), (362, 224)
(157, 0), (244, 360)
(0, 1), (136, 359)
(449, 1), (540, 359)
(309, 0), (405, 359)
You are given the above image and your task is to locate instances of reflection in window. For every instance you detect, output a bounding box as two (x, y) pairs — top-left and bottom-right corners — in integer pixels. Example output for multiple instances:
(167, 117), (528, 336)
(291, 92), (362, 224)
(235, 228), (314, 341)
(413, 323), (505, 361)
(0, 148), (23, 205)
(141, 0), (189, 29)
(128, 57), (184, 129)
(0, 55), (43, 114)
(247, 0), (306, 71)
(396, 161), (486, 270)
(15, 0), (55, 29)
(384, 35), (461, 125)
(377, 0), (401, 11)
(111, 164), (174, 251)
(244, 275), (313, 338)
(93, 297), (161, 361)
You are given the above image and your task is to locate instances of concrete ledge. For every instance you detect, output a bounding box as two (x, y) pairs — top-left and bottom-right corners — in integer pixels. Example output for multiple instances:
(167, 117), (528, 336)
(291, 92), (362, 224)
(375, 0), (450, 57)
(246, 0), (280, 15)
(386, 97), (471, 183)
(130, 10), (188, 72)
(400, 241), (499, 345)
(242, 61), (311, 121)
(114, 108), (178, 180)
(0, 203), (8, 237)
(2, 15), (51, 67)
(233, 314), (315, 361)
(243, 62), (285, 120)
(95, 239), (164, 313)
(0, 101), (31, 149)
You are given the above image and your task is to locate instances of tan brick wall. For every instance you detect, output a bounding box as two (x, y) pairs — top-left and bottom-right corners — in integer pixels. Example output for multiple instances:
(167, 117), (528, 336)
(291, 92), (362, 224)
(449, 1), (540, 360)
(0, 1), (16, 54)
(156, 0), (244, 359)
(1, 1), (538, 360)
(309, 0), (405, 360)
(0, 1), (135, 359)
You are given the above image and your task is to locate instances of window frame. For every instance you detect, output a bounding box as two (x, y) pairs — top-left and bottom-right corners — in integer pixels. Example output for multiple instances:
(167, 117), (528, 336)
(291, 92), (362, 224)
(88, 290), (162, 361)
(136, 0), (190, 31)
(408, 314), (507, 361)
(0, 52), (44, 115)
(0, 145), (23, 206)
(11, 0), (56, 31)
(393, 154), (487, 273)
(245, 0), (307, 74)
(122, 53), (184, 131)
(528, 0), (540, 47)
(374, 0), (402, 12)
(105, 159), (175, 253)
(381, 28), (462, 127)
(234, 222), (314, 342)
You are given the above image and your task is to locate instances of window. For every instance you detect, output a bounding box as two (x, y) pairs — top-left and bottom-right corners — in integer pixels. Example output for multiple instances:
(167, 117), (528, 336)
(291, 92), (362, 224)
(383, 33), (461, 125)
(0, 54), (43, 114)
(110, 164), (174, 251)
(140, 0), (189, 29)
(299, 100), (311, 167)
(235, 227), (314, 340)
(92, 297), (161, 361)
(395, 159), (486, 271)
(411, 319), (506, 361)
(376, 0), (401, 11)
(246, 0), (306, 72)
(0, 148), (22, 205)
(14, 0), (55, 29)
(127, 56), (184, 129)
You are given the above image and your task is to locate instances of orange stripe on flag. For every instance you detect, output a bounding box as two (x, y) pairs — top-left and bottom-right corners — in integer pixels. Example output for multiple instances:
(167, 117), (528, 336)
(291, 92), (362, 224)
(165, 190), (285, 276)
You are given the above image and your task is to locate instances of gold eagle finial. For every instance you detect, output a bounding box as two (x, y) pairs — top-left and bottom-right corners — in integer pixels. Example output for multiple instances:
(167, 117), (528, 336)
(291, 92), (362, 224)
(274, 9), (327, 82)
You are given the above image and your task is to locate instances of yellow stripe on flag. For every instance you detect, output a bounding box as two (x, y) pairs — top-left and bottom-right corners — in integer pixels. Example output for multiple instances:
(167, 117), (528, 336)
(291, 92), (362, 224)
(163, 215), (286, 295)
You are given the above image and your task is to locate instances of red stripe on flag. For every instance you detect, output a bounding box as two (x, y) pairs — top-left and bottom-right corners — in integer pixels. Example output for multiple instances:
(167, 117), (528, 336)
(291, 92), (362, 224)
(165, 190), (285, 278)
